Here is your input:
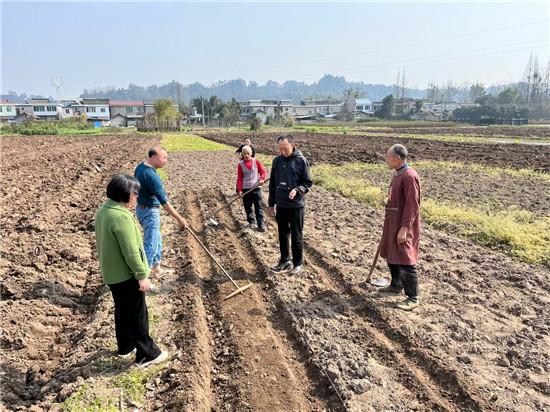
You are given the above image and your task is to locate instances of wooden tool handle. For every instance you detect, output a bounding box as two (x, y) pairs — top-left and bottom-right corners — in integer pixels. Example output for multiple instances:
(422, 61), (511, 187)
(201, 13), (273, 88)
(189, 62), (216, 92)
(211, 178), (270, 217)
(366, 238), (382, 283)
(185, 226), (239, 288)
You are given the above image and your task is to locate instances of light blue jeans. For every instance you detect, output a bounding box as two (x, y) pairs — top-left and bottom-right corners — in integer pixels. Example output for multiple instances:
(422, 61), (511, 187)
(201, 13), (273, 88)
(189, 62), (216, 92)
(136, 207), (162, 268)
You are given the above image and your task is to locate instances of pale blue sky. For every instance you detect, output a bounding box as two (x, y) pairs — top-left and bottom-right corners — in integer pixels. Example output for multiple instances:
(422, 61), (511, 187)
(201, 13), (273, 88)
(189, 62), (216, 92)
(2, 1), (549, 96)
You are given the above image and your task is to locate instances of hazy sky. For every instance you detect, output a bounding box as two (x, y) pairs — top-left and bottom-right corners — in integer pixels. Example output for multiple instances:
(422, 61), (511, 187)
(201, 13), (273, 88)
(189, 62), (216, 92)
(2, 1), (549, 96)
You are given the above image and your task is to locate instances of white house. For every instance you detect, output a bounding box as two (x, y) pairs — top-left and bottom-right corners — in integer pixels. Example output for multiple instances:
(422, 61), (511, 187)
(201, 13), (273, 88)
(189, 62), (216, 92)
(354, 98), (374, 114)
(0, 100), (17, 123)
(31, 103), (62, 120)
(240, 100), (294, 118)
(72, 98), (110, 125)
(14, 99), (61, 120)
(59, 99), (81, 118)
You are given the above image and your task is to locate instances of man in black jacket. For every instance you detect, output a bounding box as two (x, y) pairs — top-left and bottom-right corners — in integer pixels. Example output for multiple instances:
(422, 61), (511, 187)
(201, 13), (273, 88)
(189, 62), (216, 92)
(268, 134), (312, 275)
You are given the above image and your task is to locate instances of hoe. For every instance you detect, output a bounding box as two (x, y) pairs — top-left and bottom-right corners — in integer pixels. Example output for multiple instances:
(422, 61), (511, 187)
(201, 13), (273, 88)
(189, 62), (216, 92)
(207, 178), (270, 227)
(365, 238), (390, 288)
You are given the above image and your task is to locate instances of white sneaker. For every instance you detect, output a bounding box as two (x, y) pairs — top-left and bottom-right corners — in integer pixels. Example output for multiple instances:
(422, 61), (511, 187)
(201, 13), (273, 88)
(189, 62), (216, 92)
(136, 350), (169, 368)
(117, 348), (136, 359)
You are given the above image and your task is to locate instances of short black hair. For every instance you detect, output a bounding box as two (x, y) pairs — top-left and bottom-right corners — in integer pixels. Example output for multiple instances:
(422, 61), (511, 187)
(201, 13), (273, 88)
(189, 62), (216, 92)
(148, 148), (157, 158)
(277, 134), (295, 144)
(106, 174), (141, 203)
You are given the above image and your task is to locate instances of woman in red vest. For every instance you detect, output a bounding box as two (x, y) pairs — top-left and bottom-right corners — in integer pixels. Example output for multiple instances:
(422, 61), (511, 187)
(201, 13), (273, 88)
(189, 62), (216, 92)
(237, 145), (267, 231)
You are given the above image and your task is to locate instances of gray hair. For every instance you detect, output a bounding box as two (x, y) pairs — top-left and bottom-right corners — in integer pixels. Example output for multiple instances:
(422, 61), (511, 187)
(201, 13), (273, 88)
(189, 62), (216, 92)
(389, 144), (408, 160)
(241, 145), (253, 155)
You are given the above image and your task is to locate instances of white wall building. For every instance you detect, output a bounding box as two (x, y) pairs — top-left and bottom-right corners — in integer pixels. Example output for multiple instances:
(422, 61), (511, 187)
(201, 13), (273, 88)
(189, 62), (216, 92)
(0, 100), (17, 122)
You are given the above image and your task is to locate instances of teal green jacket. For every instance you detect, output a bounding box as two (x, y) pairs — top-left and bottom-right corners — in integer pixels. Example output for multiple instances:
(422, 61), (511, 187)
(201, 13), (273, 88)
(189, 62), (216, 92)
(95, 199), (150, 284)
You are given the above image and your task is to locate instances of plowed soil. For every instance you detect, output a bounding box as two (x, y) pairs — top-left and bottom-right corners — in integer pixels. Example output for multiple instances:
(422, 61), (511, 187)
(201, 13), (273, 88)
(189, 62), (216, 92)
(196, 131), (550, 172)
(1, 134), (548, 412)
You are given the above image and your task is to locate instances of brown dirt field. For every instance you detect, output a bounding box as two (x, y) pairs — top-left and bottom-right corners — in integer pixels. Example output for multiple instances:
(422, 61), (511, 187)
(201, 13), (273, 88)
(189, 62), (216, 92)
(0, 134), (158, 408)
(320, 163), (550, 217)
(171, 150), (548, 412)
(364, 126), (550, 138)
(1, 135), (548, 411)
(196, 131), (550, 172)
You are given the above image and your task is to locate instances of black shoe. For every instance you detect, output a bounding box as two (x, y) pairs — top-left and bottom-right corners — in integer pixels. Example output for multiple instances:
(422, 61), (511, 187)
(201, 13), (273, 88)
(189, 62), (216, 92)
(289, 265), (303, 275)
(378, 285), (403, 296)
(258, 224), (267, 232)
(271, 260), (292, 273)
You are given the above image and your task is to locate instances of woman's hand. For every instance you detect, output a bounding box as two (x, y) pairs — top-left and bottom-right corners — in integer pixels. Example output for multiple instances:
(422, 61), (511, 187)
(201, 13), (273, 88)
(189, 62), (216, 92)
(138, 278), (150, 292)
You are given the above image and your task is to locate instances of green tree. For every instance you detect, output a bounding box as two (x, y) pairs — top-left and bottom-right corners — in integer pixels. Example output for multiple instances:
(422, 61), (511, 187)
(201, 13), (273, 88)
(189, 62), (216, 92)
(221, 98), (241, 126)
(154, 99), (179, 121)
(496, 87), (519, 105)
(375, 94), (395, 119)
(469, 83), (486, 103)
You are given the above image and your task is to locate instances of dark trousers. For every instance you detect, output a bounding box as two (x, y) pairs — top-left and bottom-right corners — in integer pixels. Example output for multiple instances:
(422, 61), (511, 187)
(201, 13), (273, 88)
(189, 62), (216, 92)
(388, 263), (418, 300)
(276, 206), (304, 266)
(109, 278), (161, 363)
(242, 188), (264, 226)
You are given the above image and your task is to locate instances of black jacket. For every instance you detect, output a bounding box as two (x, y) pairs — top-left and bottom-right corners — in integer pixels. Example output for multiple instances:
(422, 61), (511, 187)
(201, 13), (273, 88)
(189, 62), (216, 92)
(268, 149), (312, 208)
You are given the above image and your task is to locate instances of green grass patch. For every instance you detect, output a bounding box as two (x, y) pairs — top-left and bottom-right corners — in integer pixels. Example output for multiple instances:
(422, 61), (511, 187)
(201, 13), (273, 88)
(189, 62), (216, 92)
(312, 163), (550, 266)
(410, 160), (550, 181)
(161, 132), (232, 152)
(62, 362), (167, 411)
(62, 384), (118, 412)
(113, 363), (166, 405)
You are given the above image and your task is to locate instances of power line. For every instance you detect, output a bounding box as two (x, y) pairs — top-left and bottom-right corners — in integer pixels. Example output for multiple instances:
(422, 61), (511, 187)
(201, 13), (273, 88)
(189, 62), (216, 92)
(62, 19), (548, 88)
(288, 38), (549, 82)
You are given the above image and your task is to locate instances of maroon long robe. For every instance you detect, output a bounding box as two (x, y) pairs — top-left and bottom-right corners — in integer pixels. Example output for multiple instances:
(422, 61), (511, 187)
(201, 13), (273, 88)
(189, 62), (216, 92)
(380, 166), (421, 265)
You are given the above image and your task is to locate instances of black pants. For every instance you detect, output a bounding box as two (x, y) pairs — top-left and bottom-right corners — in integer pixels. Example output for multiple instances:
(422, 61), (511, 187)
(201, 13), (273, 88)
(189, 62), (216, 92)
(388, 264), (418, 300)
(109, 278), (161, 363)
(276, 206), (304, 266)
(242, 188), (264, 226)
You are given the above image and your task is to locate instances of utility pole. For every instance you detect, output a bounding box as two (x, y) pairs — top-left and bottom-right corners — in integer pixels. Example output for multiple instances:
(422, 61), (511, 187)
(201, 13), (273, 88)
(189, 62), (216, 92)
(201, 95), (205, 127)
(51, 76), (63, 102)
(176, 81), (182, 115)
(394, 70), (400, 101)
(401, 69), (406, 115)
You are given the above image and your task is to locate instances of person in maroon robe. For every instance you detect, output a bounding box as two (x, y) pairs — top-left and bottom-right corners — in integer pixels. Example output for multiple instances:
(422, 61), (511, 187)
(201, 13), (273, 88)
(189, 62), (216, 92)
(378, 144), (421, 311)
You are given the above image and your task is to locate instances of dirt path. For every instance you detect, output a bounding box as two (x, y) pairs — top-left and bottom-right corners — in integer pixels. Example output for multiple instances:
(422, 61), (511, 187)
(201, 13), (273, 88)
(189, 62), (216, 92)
(166, 153), (339, 411)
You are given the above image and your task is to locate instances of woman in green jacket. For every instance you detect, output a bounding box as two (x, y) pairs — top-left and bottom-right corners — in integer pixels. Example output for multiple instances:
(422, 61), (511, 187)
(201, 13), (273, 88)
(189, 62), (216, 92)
(95, 174), (167, 367)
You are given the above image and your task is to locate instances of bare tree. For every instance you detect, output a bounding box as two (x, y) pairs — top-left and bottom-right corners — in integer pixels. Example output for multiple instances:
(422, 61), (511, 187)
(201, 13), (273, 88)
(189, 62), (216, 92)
(524, 53), (534, 104)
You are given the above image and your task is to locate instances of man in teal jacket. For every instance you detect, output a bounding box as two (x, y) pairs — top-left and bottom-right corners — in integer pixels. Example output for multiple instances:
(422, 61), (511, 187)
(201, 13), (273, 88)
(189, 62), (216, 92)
(95, 174), (168, 367)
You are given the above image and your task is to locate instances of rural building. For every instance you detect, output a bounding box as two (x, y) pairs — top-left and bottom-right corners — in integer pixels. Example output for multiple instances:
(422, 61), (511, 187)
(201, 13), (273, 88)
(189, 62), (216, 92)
(354, 98), (374, 114)
(14, 99), (61, 120)
(72, 98), (110, 126)
(240, 100), (294, 118)
(0, 99), (17, 123)
(110, 100), (145, 127)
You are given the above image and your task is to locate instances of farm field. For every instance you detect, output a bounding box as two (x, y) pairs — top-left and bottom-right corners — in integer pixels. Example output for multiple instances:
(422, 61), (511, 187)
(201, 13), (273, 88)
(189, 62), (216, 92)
(0, 130), (549, 411)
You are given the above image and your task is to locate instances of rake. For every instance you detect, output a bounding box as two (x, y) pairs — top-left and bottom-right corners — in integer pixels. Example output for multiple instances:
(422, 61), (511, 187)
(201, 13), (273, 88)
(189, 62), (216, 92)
(184, 226), (253, 299)
(207, 178), (270, 227)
